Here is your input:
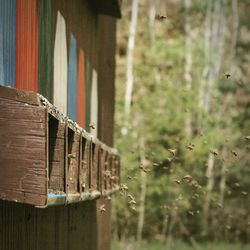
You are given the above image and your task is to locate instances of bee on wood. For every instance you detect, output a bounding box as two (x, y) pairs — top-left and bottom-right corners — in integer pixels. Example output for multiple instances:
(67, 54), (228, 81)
(68, 153), (76, 159)
(99, 204), (106, 213)
(89, 123), (96, 130)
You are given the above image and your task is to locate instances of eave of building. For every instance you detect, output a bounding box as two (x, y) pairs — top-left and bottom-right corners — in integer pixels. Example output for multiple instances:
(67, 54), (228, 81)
(88, 0), (122, 18)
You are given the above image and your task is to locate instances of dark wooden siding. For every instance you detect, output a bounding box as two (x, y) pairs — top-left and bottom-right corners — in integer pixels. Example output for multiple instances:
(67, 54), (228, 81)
(0, 3), (117, 250)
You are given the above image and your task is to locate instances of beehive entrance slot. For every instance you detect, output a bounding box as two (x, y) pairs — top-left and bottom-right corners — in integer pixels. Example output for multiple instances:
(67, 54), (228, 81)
(48, 115), (65, 192)
(80, 138), (87, 192)
(67, 128), (80, 193)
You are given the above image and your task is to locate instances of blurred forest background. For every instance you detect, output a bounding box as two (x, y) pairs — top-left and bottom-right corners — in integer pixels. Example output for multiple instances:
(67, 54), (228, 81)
(112, 0), (250, 249)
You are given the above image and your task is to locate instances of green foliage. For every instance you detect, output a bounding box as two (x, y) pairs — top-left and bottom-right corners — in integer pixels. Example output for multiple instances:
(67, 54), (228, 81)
(113, 0), (250, 245)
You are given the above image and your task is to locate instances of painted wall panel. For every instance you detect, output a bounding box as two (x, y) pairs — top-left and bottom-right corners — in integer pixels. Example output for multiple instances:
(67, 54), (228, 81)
(53, 11), (67, 115)
(67, 34), (77, 121)
(0, 0), (16, 87)
(38, 0), (54, 102)
(90, 69), (98, 137)
(77, 49), (86, 128)
(85, 60), (92, 131)
(16, 0), (38, 92)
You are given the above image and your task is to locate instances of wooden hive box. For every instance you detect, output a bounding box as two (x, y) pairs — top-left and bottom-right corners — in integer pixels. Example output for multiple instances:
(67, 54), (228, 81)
(0, 85), (120, 207)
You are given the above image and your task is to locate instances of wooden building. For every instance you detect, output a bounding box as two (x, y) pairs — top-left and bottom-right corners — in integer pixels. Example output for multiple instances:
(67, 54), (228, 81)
(0, 0), (121, 249)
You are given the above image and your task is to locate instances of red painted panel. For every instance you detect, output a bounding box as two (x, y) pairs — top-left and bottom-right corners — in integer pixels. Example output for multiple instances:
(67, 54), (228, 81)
(77, 49), (86, 128)
(16, 0), (38, 92)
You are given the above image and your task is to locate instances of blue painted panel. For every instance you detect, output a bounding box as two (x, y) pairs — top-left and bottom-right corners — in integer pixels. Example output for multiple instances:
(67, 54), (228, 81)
(0, 0), (16, 87)
(67, 34), (77, 121)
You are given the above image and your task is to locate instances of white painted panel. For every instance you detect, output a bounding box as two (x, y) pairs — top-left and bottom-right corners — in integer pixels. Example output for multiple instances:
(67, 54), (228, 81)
(90, 69), (98, 137)
(53, 11), (67, 115)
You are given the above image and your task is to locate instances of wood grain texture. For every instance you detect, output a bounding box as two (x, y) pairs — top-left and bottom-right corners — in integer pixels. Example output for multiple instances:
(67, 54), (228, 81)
(0, 97), (47, 206)
(97, 16), (116, 147)
(67, 128), (80, 194)
(91, 143), (99, 190)
(0, 200), (98, 250)
(79, 138), (90, 193)
(48, 116), (66, 192)
(0, 85), (40, 106)
(16, 0), (38, 92)
(53, 11), (68, 115)
(67, 34), (78, 122)
(0, 0), (16, 87)
(77, 49), (86, 128)
(38, 0), (54, 102)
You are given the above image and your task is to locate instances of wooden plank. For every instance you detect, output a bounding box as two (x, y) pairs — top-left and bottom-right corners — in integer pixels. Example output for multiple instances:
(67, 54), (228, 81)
(48, 116), (65, 192)
(96, 198), (112, 250)
(67, 33), (78, 121)
(53, 10), (68, 115)
(0, 97), (47, 206)
(77, 48), (86, 128)
(97, 16), (116, 146)
(16, 0), (38, 92)
(67, 127), (80, 194)
(0, 85), (40, 106)
(79, 137), (89, 193)
(91, 143), (99, 190)
(38, 0), (54, 102)
(0, 0), (16, 87)
(90, 69), (98, 137)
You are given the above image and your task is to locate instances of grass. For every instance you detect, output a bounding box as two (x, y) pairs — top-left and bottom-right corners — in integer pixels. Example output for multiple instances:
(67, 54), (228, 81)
(112, 241), (250, 250)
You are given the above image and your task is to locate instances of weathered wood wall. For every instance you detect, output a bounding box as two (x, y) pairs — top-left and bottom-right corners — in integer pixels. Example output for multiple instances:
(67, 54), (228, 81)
(0, 3), (117, 250)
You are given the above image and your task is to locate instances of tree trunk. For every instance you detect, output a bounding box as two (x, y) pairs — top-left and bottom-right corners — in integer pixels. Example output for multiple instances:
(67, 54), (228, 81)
(124, 0), (139, 118)
(184, 0), (193, 138)
(202, 153), (215, 236)
(136, 136), (147, 248)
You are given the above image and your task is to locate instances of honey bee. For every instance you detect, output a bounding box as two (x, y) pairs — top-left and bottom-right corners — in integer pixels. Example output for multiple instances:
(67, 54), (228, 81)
(224, 73), (231, 78)
(168, 149), (177, 156)
(99, 204), (106, 213)
(155, 14), (167, 21)
(89, 123), (96, 129)
(231, 150), (237, 157)
(210, 149), (219, 156)
(186, 143), (195, 151)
